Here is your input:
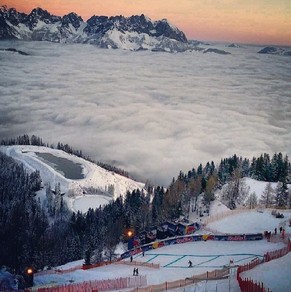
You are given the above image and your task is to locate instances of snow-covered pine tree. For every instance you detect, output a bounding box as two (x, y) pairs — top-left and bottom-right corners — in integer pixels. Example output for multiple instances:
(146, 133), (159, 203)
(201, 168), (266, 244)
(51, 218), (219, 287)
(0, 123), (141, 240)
(221, 169), (249, 209)
(275, 181), (288, 208)
(259, 182), (275, 208)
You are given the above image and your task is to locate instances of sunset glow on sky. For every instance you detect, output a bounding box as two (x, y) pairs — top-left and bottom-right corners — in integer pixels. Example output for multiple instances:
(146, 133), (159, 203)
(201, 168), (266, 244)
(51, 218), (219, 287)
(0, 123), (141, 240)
(1, 0), (291, 46)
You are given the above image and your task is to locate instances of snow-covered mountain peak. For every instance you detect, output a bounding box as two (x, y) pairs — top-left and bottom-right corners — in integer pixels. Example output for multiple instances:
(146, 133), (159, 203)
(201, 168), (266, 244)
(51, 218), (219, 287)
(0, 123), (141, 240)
(62, 12), (83, 30)
(0, 6), (189, 52)
(26, 7), (60, 30)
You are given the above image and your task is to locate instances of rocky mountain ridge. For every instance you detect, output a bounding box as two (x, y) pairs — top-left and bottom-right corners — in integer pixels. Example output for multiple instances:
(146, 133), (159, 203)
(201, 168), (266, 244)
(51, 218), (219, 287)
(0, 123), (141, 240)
(258, 46), (291, 56)
(0, 6), (190, 52)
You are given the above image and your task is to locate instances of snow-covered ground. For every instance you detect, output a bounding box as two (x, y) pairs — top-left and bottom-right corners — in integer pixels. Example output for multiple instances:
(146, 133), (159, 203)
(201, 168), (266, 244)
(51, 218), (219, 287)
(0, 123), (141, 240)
(34, 205), (291, 291)
(242, 253), (291, 292)
(0, 145), (145, 212)
(207, 209), (291, 234)
(35, 239), (284, 290)
(215, 177), (280, 206)
(244, 177), (278, 201)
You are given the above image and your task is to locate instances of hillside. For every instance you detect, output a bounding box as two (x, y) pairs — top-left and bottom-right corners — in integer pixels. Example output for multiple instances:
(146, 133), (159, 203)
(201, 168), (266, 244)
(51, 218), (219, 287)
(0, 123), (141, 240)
(0, 145), (145, 212)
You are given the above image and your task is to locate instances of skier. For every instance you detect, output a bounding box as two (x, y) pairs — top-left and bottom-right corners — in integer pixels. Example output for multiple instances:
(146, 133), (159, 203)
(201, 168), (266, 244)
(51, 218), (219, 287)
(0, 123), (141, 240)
(136, 268), (139, 276)
(130, 255), (133, 262)
(274, 228), (277, 235)
(133, 268), (136, 276)
(188, 260), (193, 268)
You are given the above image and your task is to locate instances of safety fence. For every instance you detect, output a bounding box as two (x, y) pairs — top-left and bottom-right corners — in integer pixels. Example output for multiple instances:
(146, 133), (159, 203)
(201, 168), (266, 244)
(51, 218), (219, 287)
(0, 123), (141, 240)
(237, 258), (269, 292)
(81, 258), (121, 270)
(128, 267), (230, 292)
(264, 238), (291, 262)
(237, 238), (291, 292)
(237, 277), (270, 292)
(36, 259), (123, 277)
(115, 260), (160, 269)
(26, 275), (147, 292)
(35, 265), (83, 276)
(203, 208), (249, 225)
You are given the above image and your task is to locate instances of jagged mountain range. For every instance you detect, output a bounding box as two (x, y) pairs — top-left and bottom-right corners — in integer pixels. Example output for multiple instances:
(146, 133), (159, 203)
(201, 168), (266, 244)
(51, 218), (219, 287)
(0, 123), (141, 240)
(1, 6), (289, 55)
(0, 6), (191, 52)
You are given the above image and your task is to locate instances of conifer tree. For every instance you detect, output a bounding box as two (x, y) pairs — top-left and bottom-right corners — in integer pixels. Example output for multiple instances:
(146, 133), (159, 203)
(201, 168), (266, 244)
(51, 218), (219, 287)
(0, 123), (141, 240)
(260, 182), (275, 208)
(275, 181), (288, 208)
(246, 192), (257, 209)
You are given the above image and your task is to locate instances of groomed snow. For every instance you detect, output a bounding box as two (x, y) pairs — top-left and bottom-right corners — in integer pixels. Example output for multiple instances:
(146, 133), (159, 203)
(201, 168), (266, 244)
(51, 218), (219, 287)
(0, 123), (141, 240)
(34, 206), (290, 291)
(35, 239), (284, 288)
(242, 253), (291, 292)
(72, 195), (112, 213)
(207, 210), (291, 234)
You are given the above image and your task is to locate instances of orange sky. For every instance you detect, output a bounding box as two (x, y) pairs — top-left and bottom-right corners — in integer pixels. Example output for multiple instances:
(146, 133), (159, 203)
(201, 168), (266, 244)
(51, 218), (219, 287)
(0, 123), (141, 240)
(1, 0), (291, 46)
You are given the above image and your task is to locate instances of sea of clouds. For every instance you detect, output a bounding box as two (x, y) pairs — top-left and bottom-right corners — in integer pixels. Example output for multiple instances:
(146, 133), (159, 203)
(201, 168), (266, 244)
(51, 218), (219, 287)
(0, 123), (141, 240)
(0, 40), (290, 185)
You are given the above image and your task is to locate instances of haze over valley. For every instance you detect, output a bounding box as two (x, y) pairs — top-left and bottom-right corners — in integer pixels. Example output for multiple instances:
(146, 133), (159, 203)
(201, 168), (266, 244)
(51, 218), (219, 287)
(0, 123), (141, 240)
(0, 40), (291, 185)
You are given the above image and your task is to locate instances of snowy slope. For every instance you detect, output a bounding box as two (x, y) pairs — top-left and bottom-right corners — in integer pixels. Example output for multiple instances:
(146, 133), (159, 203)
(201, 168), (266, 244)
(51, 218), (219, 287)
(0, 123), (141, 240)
(242, 253), (291, 292)
(214, 177), (282, 208)
(207, 209), (291, 234)
(244, 177), (278, 202)
(33, 207), (291, 291)
(0, 145), (145, 212)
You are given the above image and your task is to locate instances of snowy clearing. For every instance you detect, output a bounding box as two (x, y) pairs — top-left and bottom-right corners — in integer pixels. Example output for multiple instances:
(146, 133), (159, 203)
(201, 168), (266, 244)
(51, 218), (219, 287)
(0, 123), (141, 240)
(72, 195), (112, 213)
(0, 145), (145, 212)
(207, 209), (291, 234)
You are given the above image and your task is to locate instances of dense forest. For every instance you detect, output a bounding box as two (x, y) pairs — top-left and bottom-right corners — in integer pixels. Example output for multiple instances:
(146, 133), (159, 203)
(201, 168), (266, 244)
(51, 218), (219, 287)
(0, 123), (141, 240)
(1, 135), (291, 274)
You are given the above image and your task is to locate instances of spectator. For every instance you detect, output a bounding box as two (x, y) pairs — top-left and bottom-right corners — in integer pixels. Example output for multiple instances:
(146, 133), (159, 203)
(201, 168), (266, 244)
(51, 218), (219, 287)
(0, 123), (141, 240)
(282, 229), (285, 239)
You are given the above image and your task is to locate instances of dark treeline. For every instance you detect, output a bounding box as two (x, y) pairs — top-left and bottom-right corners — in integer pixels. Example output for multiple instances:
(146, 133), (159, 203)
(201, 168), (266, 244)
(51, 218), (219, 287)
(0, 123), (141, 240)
(0, 150), (167, 272)
(0, 152), (46, 273)
(166, 153), (291, 212)
(0, 134), (131, 179)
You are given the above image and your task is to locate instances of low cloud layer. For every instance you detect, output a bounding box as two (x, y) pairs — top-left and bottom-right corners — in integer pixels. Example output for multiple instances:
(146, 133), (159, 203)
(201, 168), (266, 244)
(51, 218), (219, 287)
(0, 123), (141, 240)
(0, 41), (290, 185)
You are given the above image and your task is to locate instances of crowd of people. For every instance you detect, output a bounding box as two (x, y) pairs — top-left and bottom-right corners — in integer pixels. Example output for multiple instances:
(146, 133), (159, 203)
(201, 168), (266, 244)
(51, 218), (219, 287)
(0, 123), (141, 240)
(264, 226), (286, 241)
